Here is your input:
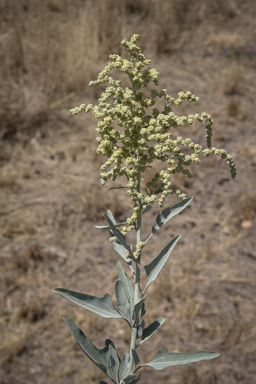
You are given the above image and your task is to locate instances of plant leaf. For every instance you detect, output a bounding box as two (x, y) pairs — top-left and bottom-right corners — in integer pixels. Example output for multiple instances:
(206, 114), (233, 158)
(141, 204), (152, 215)
(122, 374), (140, 384)
(104, 214), (132, 254)
(108, 187), (128, 191)
(112, 240), (133, 267)
(137, 319), (145, 339)
(109, 234), (133, 271)
(96, 210), (126, 230)
(95, 222), (127, 230)
(139, 318), (165, 346)
(133, 297), (147, 324)
(145, 197), (193, 244)
(115, 280), (130, 323)
(119, 353), (130, 381)
(131, 349), (140, 367)
(109, 343), (121, 382)
(53, 288), (122, 319)
(138, 302), (146, 325)
(116, 262), (134, 319)
(64, 318), (116, 383)
(138, 349), (220, 371)
(143, 235), (180, 294)
(107, 210), (117, 224)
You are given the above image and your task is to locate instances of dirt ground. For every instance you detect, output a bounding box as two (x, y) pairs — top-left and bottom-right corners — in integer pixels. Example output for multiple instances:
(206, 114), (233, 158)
(1, 1), (256, 384)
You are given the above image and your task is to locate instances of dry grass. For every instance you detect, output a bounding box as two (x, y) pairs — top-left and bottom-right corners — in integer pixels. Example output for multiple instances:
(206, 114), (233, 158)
(0, 0), (251, 138)
(0, 322), (30, 364)
(1, 1), (256, 383)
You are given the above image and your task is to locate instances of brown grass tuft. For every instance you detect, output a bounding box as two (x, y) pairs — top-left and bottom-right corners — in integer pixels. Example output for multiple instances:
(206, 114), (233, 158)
(231, 189), (256, 223)
(0, 323), (29, 364)
(225, 97), (245, 120)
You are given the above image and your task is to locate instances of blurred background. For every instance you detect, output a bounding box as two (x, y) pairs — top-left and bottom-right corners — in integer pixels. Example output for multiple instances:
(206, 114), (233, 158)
(0, 0), (256, 383)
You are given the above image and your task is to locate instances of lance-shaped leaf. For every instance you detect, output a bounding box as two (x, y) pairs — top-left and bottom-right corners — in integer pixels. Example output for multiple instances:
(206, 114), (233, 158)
(137, 349), (220, 371)
(143, 235), (180, 295)
(108, 186), (128, 191)
(141, 204), (152, 215)
(112, 239), (133, 268)
(115, 280), (130, 322)
(139, 318), (165, 346)
(122, 374), (140, 384)
(137, 319), (145, 339)
(133, 297), (147, 324)
(119, 353), (130, 381)
(145, 197), (193, 244)
(117, 262), (134, 319)
(95, 210), (126, 230)
(138, 302), (146, 325)
(53, 288), (122, 319)
(104, 214), (132, 254)
(131, 349), (140, 367)
(64, 318), (116, 383)
(95, 222), (127, 230)
(103, 212), (133, 269)
(109, 343), (121, 382)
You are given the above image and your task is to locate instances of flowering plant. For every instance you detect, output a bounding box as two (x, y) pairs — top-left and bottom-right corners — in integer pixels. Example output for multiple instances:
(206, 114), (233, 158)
(53, 35), (236, 384)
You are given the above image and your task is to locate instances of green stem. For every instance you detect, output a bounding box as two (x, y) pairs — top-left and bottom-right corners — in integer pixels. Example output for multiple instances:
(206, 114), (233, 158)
(129, 154), (142, 373)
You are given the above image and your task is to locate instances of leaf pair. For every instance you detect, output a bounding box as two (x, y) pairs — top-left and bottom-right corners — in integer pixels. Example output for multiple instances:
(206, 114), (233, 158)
(64, 318), (134, 384)
(115, 261), (134, 323)
(96, 210), (134, 269)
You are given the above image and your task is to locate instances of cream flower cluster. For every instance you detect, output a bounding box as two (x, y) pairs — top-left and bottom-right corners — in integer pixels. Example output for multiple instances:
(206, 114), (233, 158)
(70, 35), (237, 233)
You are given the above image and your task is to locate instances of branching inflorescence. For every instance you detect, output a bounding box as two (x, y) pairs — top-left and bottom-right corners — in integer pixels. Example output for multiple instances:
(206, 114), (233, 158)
(70, 34), (236, 235)
(53, 35), (237, 384)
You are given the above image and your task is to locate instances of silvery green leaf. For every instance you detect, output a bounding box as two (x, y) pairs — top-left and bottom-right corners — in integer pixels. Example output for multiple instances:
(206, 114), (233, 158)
(143, 235), (180, 294)
(117, 262), (134, 319)
(95, 222), (127, 230)
(108, 234), (133, 270)
(137, 319), (145, 339)
(133, 297), (147, 324)
(107, 210), (117, 224)
(104, 214), (132, 254)
(113, 240), (133, 267)
(53, 288), (122, 319)
(137, 349), (220, 371)
(63, 318), (116, 383)
(138, 302), (146, 324)
(96, 210), (126, 230)
(108, 187), (128, 191)
(141, 204), (152, 215)
(115, 280), (130, 322)
(119, 353), (130, 381)
(122, 375), (140, 384)
(109, 343), (121, 382)
(145, 197), (193, 244)
(131, 349), (140, 367)
(139, 318), (165, 346)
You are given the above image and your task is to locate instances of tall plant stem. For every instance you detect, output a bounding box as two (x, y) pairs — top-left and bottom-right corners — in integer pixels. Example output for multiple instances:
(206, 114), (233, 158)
(129, 156), (142, 373)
